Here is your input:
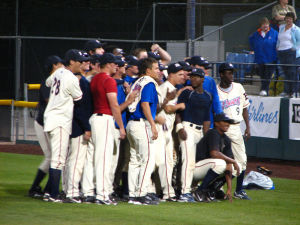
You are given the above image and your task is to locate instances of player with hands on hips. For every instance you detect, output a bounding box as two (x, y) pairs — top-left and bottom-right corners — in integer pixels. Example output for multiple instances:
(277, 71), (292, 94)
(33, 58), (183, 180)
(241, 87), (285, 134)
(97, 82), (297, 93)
(175, 68), (212, 203)
(217, 63), (251, 200)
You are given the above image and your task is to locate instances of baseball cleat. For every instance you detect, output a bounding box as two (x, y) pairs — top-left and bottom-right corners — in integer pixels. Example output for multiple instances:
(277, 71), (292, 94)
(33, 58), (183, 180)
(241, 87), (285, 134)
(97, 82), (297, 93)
(82, 196), (95, 204)
(193, 190), (211, 203)
(28, 186), (44, 198)
(42, 193), (50, 202)
(48, 197), (63, 203)
(165, 196), (177, 202)
(234, 190), (251, 200)
(95, 199), (117, 205)
(63, 197), (82, 203)
(128, 197), (141, 205)
(135, 196), (158, 205)
(178, 193), (196, 203)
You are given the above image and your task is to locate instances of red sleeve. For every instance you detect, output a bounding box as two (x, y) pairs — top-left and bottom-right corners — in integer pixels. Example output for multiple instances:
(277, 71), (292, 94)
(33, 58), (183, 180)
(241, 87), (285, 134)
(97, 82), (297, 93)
(104, 77), (117, 94)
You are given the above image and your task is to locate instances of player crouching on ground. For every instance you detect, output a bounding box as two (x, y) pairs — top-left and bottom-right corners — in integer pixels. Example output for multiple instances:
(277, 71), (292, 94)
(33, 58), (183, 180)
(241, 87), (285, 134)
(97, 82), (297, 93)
(193, 113), (240, 203)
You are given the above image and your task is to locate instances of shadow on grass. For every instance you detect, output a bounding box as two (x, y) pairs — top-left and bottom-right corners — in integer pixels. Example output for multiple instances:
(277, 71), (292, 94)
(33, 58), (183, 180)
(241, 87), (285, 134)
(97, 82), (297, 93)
(2, 183), (30, 198)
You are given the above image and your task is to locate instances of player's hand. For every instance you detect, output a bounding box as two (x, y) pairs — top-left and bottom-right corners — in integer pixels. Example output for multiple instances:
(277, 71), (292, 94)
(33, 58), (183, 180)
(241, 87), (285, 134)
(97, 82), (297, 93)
(123, 82), (131, 94)
(244, 127), (251, 141)
(224, 190), (232, 203)
(83, 131), (91, 141)
(155, 115), (166, 125)
(233, 162), (240, 176)
(151, 125), (158, 140)
(119, 128), (126, 140)
(151, 44), (160, 52)
(178, 128), (187, 141)
(127, 90), (139, 103)
(166, 88), (177, 102)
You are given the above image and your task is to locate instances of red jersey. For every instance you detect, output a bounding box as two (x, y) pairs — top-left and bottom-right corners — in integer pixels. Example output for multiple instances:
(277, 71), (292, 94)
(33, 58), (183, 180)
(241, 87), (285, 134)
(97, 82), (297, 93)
(90, 72), (117, 115)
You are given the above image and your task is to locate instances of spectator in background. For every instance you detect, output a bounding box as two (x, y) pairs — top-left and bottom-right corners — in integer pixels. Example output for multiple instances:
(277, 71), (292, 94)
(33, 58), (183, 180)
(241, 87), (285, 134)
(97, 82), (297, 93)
(272, 0), (297, 30)
(276, 12), (300, 97)
(249, 17), (278, 96)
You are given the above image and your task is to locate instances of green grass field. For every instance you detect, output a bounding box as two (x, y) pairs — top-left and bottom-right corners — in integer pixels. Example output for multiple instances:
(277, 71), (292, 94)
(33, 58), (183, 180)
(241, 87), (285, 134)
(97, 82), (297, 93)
(0, 152), (299, 225)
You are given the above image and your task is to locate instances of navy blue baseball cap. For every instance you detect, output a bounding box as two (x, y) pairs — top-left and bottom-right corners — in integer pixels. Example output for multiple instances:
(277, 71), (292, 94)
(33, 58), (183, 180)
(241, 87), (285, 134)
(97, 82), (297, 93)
(125, 55), (139, 66)
(99, 53), (117, 65)
(64, 49), (88, 63)
(115, 56), (126, 67)
(190, 56), (211, 68)
(84, 40), (105, 52)
(159, 62), (167, 71)
(44, 55), (63, 73)
(214, 113), (235, 124)
(148, 51), (161, 60)
(178, 61), (192, 72)
(219, 63), (235, 73)
(184, 58), (192, 64)
(89, 54), (102, 64)
(167, 63), (183, 74)
(190, 68), (205, 77)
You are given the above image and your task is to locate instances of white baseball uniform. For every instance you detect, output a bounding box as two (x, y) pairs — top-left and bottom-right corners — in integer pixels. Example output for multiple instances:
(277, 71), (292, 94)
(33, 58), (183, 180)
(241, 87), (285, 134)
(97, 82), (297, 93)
(217, 82), (250, 171)
(44, 67), (82, 170)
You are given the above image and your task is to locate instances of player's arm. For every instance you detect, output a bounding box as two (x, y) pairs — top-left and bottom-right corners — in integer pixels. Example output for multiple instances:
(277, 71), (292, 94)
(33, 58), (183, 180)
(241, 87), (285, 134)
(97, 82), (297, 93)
(157, 88), (177, 114)
(151, 44), (171, 65)
(141, 102), (158, 140)
(224, 165), (233, 202)
(107, 92), (126, 140)
(175, 113), (187, 141)
(119, 90), (138, 112)
(210, 150), (240, 176)
(243, 106), (250, 141)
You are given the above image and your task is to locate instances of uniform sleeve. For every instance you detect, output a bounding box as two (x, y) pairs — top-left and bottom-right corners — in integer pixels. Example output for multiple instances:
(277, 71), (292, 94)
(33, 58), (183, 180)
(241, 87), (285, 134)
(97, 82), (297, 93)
(45, 75), (53, 88)
(141, 82), (156, 103)
(69, 76), (83, 101)
(240, 84), (250, 108)
(210, 80), (223, 114)
(177, 89), (189, 104)
(104, 77), (117, 94)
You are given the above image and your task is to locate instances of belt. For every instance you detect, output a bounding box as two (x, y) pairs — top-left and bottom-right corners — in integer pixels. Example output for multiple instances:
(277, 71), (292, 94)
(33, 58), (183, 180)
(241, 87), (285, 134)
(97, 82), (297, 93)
(97, 113), (103, 116)
(189, 123), (202, 130)
(132, 118), (143, 122)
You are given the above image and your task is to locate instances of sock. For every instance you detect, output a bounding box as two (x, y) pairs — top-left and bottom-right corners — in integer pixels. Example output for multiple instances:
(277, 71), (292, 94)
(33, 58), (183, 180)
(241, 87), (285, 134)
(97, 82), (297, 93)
(44, 177), (51, 194)
(121, 172), (129, 196)
(236, 170), (245, 192)
(198, 169), (219, 191)
(49, 168), (62, 198)
(30, 169), (46, 191)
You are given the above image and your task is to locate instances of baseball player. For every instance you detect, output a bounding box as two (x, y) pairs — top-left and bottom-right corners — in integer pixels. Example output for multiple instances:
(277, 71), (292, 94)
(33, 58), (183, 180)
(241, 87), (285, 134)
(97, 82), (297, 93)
(175, 68), (212, 202)
(190, 56), (223, 126)
(193, 113), (240, 203)
(149, 63), (186, 201)
(28, 55), (64, 198)
(90, 53), (126, 205)
(124, 55), (139, 86)
(84, 39), (105, 56)
(126, 57), (160, 205)
(43, 49), (84, 202)
(64, 55), (93, 204)
(217, 63), (251, 200)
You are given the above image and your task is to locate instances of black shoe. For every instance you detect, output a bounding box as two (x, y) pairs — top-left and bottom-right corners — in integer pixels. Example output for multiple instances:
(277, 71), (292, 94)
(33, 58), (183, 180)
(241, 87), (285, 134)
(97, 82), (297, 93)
(63, 197), (82, 203)
(82, 196), (95, 204)
(28, 186), (44, 198)
(147, 193), (160, 201)
(215, 190), (226, 200)
(165, 196), (177, 202)
(58, 191), (66, 200)
(193, 190), (211, 203)
(136, 196), (158, 205)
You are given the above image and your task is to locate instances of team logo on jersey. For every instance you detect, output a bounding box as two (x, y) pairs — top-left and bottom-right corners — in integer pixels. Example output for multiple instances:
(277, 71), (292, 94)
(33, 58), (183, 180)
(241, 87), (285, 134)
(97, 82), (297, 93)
(221, 96), (240, 110)
(292, 104), (300, 123)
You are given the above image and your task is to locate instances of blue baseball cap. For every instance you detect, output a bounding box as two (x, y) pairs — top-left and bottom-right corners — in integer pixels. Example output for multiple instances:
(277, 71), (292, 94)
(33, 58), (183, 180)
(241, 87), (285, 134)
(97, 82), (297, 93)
(190, 56), (211, 68)
(147, 51), (161, 60)
(190, 68), (205, 77)
(178, 61), (192, 71)
(64, 49), (88, 63)
(115, 56), (126, 67)
(219, 63), (235, 73)
(99, 53), (117, 65)
(84, 40), (105, 52)
(167, 63), (183, 74)
(125, 55), (139, 66)
(89, 54), (102, 64)
(214, 113), (234, 124)
(44, 55), (63, 73)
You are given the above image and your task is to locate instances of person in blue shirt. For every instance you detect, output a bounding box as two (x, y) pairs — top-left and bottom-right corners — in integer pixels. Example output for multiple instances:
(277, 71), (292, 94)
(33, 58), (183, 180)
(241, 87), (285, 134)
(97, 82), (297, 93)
(190, 56), (223, 127)
(124, 55), (139, 86)
(249, 17), (278, 96)
(126, 57), (160, 205)
(175, 68), (212, 202)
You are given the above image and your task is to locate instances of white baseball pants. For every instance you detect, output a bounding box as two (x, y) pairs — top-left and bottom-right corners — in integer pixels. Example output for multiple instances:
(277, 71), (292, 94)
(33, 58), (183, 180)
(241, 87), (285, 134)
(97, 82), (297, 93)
(225, 124), (247, 171)
(34, 121), (51, 173)
(90, 113), (115, 201)
(127, 119), (156, 197)
(81, 138), (95, 197)
(179, 121), (204, 194)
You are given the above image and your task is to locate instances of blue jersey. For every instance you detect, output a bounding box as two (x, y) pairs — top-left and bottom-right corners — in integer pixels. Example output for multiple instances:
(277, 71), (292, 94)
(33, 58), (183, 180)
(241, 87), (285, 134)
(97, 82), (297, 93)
(129, 82), (158, 121)
(124, 75), (138, 86)
(115, 83), (128, 129)
(178, 89), (211, 125)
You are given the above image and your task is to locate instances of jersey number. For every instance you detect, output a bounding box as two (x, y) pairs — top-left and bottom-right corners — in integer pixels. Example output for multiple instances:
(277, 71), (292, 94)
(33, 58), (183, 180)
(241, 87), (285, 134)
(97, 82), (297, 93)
(52, 78), (61, 95)
(236, 107), (240, 115)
